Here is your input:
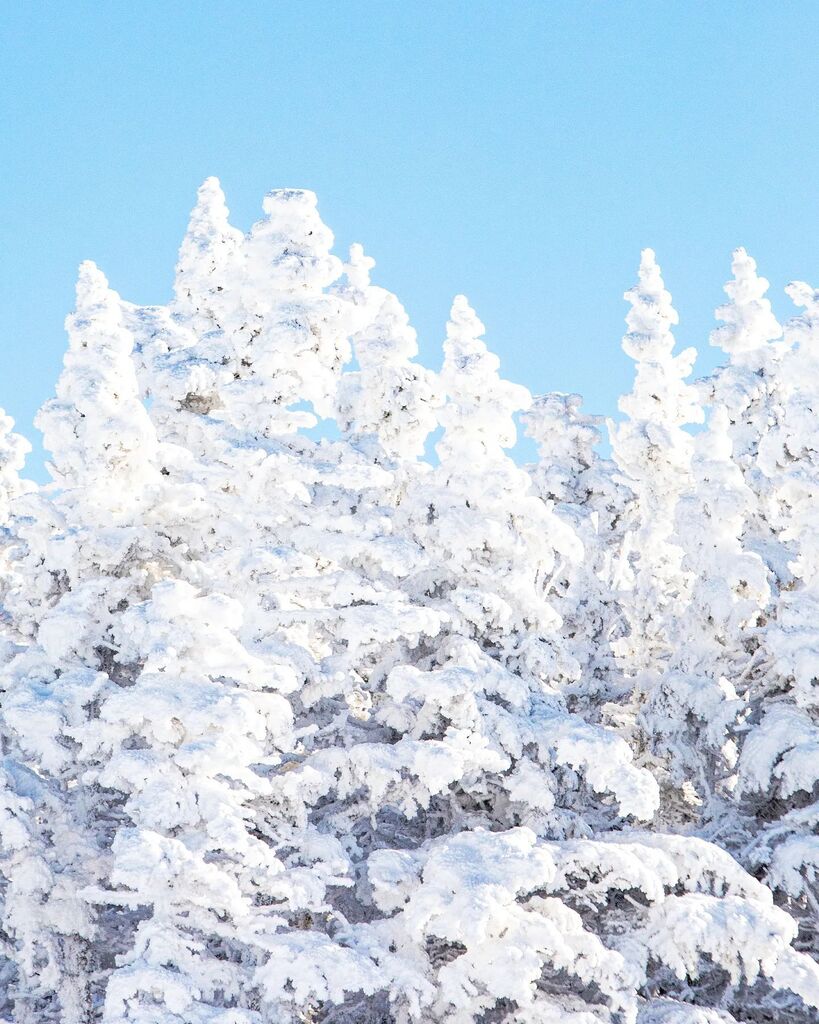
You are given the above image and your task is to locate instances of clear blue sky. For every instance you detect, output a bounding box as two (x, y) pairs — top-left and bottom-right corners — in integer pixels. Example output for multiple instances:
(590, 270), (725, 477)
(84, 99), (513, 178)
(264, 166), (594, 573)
(3, 2), (819, 476)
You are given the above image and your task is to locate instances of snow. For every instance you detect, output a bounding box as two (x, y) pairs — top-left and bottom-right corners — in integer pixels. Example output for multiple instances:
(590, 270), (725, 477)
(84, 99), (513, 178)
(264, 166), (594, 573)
(0, 181), (816, 1023)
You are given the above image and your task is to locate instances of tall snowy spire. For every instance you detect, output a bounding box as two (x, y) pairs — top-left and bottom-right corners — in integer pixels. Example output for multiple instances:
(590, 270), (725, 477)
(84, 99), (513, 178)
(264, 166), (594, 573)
(173, 176), (243, 328)
(703, 250), (789, 596)
(621, 247), (680, 361)
(437, 294), (530, 466)
(711, 247), (783, 367)
(36, 262), (158, 505)
(608, 251), (706, 816)
(610, 249), (703, 544)
(218, 188), (349, 434)
(335, 244), (440, 459)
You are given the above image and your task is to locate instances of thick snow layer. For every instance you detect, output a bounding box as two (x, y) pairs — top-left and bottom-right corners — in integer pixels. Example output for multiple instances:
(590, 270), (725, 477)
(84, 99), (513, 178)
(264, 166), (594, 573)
(0, 181), (816, 1023)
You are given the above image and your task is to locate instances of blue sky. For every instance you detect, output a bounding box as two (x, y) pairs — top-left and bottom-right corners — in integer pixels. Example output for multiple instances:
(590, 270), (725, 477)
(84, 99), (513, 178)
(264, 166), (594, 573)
(3, 2), (819, 476)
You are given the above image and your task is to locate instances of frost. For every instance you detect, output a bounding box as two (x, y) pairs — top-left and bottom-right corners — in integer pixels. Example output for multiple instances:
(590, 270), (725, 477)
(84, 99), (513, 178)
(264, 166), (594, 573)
(0, 182), (816, 1023)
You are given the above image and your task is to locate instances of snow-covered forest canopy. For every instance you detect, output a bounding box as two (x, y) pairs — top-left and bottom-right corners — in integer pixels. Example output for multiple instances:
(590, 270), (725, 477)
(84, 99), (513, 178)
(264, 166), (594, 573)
(1, 179), (818, 1024)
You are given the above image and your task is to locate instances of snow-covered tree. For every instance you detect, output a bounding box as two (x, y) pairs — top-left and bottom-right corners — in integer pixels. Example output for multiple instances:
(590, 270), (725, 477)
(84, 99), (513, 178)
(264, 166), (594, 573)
(607, 250), (710, 822)
(609, 249), (704, 674)
(0, 262), (164, 1021)
(523, 392), (631, 704)
(0, 184), (818, 1024)
(236, 187), (349, 432)
(734, 280), (819, 959)
(707, 247), (787, 584)
(663, 406), (769, 824)
(173, 175), (244, 335)
(82, 581), (302, 1023)
(335, 244), (440, 461)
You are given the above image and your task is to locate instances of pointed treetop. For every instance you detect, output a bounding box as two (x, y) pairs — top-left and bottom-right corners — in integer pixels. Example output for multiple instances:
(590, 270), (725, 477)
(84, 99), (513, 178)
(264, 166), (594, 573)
(710, 248), (782, 360)
(335, 243), (378, 328)
(345, 243), (376, 291)
(622, 248), (679, 362)
(355, 291), (419, 368)
(181, 177), (240, 245)
(73, 260), (113, 311)
(448, 293), (486, 340)
(65, 262), (126, 352)
(611, 249), (702, 498)
(438, 295), (529, 460)
(336, 284), (438, 458)
(442, 295), (499, 378)
(37, 260), (158, 499)
(173, 179), (243, 318)
(334, 249), (439, 457)
(196, 175), (228, 209)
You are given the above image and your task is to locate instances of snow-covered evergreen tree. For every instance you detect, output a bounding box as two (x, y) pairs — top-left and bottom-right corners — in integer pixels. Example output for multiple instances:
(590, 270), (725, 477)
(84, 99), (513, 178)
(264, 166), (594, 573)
(707, 247), (787, 585)
(173, 175), (244, 335)
(523, 392), (631, 704)
(609, 249), (704, 677)
(734, 280), (819, 960)
(607, 250), (717, 824)
(0, 183), (818, 1024)
(0, 262), (164, 1022)
(335, 243), (440, 461)
(665, 406), (769, 825)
